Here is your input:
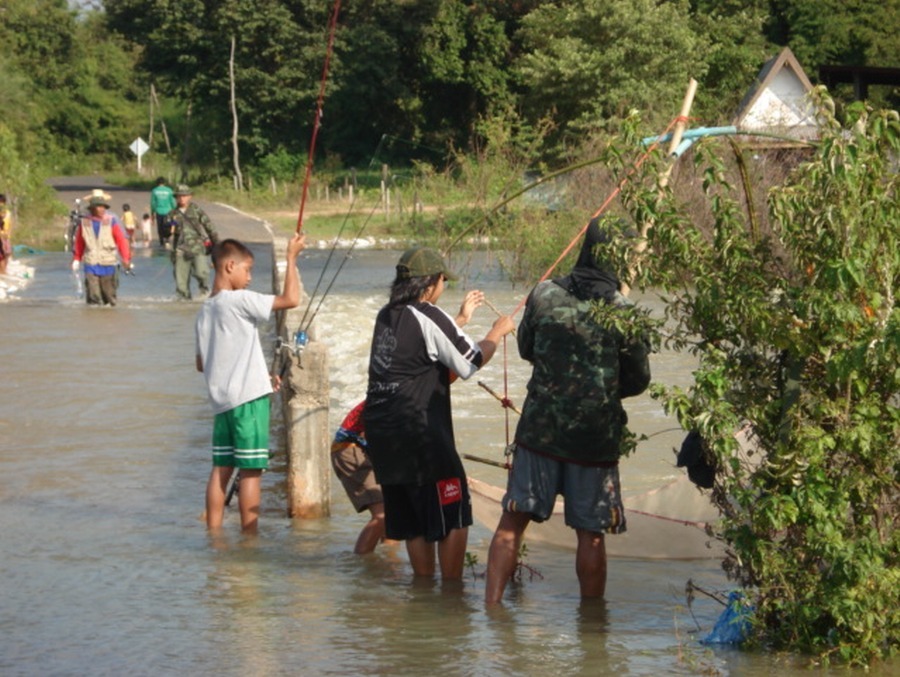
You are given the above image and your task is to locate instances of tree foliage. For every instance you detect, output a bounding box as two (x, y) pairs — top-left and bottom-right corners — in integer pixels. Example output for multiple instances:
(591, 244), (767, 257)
(767, 0), (900, 69)
(610, 91), (899, 665)
(513, 0), (706, 153)
(0, 0), (143, 242)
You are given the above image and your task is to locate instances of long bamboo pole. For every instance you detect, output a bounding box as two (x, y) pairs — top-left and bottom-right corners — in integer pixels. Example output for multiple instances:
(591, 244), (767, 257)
(621, 78), (697, 296)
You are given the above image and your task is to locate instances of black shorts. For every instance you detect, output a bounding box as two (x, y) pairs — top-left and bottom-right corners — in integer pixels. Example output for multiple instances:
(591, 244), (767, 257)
(382, 477), (472, 542)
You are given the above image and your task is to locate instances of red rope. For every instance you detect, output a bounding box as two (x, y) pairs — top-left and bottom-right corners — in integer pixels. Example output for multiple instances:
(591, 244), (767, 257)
(296, 0), (342, 234)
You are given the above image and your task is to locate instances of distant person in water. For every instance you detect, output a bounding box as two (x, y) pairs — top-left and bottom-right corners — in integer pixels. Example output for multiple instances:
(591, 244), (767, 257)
(71, 192), (133, 306)
(121, 203), (136, 248)
(484, 217), (651, 604)
(363, 247), (514, 581)
(169, 184), (218, 301)
(0, 194), (12, 276)
(150, 177), (176, 247)
(140, 213), (153, 247)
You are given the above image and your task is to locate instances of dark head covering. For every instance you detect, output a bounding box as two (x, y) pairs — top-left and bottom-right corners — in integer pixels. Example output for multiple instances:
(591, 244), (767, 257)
(554, 216), (621, 302)
(395, 247), (458, 281)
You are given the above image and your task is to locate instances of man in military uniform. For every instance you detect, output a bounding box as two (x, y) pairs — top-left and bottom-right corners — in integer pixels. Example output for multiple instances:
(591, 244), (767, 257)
(484, 217), (651, 604)
(169, 184), (218, 300)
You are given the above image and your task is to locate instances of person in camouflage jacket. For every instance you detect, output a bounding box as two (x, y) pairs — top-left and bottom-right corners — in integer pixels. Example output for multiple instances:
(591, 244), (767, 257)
(485, 216), (650, 604)
(169, 184), (219, 300)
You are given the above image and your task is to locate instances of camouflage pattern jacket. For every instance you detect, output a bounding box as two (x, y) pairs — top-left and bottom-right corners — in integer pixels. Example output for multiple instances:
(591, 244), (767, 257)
(514, 280), (651, 465)
(169, 203), (218, 257)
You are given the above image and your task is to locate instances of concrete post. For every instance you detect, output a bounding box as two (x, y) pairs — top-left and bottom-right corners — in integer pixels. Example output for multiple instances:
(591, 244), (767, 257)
(271, 237), (331, 518)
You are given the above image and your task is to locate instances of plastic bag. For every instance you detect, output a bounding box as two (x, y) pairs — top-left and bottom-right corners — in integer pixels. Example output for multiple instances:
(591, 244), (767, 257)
(702, 590), (753, 645)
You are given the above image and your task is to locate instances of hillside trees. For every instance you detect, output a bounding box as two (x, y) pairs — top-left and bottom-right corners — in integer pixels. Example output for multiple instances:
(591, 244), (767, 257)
(104, 0), (522, 169)
(104, 0), (329, 170)
(0, 0), (144, 242)
(100, 0), (900, 175)
(512, 0), (707, 156)
(1, 0), (143, 163)
(767, 0), (900, 68)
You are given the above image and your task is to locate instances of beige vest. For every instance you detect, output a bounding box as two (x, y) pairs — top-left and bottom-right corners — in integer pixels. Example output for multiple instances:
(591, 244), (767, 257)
(80, 216), (119, 267)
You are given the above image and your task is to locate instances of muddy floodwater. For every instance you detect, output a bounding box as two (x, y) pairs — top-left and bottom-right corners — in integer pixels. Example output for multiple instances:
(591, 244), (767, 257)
(0, 247), (890, 676)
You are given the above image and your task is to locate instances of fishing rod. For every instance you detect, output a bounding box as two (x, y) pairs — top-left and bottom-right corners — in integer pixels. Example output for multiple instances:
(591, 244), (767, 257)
(273, 0), (340, 372)
(462, 453), (509, 469)
(295, 0), (341, 235)
(296, 128), (410, 337)
(478, 380), (521, 415)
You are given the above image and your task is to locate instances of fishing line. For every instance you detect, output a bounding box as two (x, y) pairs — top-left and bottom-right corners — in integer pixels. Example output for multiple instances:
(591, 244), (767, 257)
(297, 129), (407, 332)
(299, 196), (381, 334)
(296, 193), (360, 331)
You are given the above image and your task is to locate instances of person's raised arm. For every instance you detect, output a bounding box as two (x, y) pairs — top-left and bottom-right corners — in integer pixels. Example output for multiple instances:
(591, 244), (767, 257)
(477, 315), (516, 366)
(455, 289), (484, 327)
(272, 233), (307, 311)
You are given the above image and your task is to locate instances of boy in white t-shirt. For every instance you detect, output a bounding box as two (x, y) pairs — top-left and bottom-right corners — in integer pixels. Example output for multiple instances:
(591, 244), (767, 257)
(195, 233), (306, 533)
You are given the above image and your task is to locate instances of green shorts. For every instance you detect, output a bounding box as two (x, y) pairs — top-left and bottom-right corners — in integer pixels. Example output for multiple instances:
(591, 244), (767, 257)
(211, 396), (271, 469)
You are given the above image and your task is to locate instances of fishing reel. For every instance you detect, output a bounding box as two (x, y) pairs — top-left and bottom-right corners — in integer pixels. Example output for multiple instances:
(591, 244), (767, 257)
(275, 329), (309, 358)
(293, 329), (309, 356)
(275, 329), (310, 379)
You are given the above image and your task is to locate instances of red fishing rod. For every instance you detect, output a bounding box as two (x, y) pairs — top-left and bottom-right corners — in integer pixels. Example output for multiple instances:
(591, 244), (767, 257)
(296, 0), (341, 234)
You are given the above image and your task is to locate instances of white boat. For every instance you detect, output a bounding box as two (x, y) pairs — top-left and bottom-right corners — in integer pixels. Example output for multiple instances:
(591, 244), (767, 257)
(468, 474), (725, 560)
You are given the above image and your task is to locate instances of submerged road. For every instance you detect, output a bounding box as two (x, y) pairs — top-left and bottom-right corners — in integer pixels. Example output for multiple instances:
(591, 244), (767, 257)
(48, 175), (274, 244)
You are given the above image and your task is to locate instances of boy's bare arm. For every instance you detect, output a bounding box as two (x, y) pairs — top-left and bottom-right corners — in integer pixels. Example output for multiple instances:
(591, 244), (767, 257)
(272, 233), (307, 311)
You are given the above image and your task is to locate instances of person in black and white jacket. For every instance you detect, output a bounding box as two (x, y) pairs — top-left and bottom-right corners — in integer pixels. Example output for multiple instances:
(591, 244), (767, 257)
(364, 247), (515, 582)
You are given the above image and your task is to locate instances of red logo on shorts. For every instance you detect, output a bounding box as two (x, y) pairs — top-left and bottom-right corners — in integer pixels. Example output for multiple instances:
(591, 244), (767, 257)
(438, 478), (462, 506)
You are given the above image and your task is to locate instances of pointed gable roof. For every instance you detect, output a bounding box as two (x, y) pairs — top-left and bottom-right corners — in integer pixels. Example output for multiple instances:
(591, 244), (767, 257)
(733, 47), (818, 140)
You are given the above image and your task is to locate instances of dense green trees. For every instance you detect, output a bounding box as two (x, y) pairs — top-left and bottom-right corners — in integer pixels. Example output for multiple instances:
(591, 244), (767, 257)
(6, 0), (899, 178)
(513, 0), (706, 153)
(0, 0), (143, 241)
(2, 0), (898, 234)
(767, 0), (900, 69)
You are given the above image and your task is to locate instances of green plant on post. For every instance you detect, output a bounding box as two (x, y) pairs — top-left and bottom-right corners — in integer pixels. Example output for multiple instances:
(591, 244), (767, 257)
(613, 91), (899, 666)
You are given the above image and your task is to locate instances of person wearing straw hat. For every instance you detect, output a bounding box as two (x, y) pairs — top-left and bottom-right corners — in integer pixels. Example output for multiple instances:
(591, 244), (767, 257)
(363, 247), (515, 581)
(71, 191), (133, 306)
(169, 184), (218, 300)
